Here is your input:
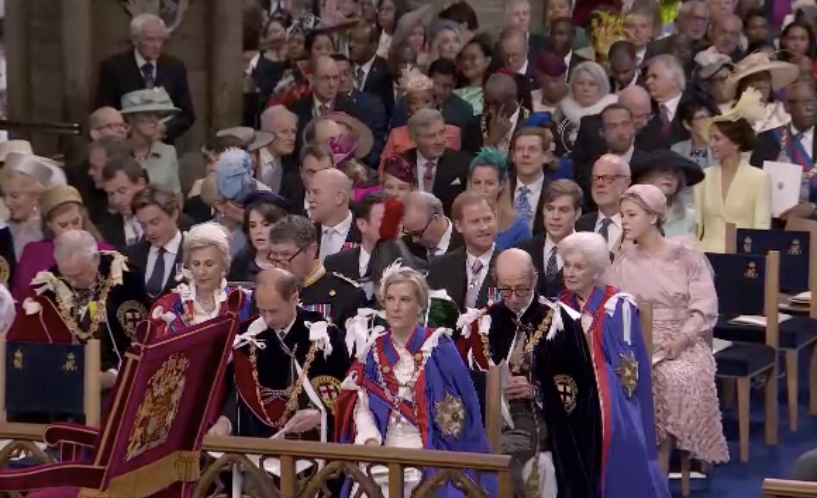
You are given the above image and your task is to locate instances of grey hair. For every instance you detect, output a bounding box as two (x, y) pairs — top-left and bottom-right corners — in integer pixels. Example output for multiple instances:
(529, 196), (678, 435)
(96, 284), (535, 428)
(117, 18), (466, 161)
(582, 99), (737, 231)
(649, 54), (687, 91)
(409, 191), (444, 217)
(268, 215), (318, 250)
(569, 61), (611, 97)
(407, 109), (445, 141)
(130, 13), (166, 39)
(183, 222), (232, 270)
(54, 230), (99, 263)
(260, 105), (297, 132)
(380, 267), (430, 311)
(558, 232), (610, 278)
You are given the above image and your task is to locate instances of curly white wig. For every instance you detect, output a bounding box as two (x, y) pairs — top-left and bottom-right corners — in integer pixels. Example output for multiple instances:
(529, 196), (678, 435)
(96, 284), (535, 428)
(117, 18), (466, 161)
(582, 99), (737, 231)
(557, 231), (610, 278)
(183, 222), (232, 270)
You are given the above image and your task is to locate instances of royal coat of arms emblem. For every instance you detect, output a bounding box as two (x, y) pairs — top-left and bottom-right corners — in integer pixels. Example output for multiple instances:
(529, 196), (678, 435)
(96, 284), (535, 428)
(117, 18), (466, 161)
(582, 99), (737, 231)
(126, 353), (190, 460)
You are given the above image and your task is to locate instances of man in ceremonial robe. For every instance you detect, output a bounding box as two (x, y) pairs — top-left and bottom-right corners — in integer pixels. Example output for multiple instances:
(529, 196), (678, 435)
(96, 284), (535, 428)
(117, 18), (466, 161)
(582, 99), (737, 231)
(458, 249), (601, 498)
(210, 268), (350, 442)
(8, 230), (148, 390)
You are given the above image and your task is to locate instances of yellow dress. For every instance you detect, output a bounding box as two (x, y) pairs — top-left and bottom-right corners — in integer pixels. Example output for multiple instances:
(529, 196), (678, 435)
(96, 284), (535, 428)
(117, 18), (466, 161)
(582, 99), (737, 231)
(693, 160), (772, 253)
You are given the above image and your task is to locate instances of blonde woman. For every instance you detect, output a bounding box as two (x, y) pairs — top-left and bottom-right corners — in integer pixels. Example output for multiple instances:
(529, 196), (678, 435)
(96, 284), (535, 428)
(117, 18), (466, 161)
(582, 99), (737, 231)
(556, 61), (618, 152)
(335, 265), (495, 497)
(0, 152), (66, 260)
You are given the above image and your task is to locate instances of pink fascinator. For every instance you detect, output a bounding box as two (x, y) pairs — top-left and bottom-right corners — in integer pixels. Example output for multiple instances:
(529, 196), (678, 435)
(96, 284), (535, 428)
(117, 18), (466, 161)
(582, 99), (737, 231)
(328, 133), (360, 166)
(623, 184), (667, 221)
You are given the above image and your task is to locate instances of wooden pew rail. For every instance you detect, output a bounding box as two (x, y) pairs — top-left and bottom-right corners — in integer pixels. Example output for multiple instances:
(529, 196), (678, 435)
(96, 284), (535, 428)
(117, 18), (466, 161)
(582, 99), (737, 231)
(763, 478), (817, 497)
(0, 423), (512, 498)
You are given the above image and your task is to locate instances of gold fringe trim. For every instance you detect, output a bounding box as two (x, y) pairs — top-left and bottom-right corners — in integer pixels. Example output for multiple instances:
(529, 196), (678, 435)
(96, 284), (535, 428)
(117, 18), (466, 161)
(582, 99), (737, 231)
(78, 450), (200, 498)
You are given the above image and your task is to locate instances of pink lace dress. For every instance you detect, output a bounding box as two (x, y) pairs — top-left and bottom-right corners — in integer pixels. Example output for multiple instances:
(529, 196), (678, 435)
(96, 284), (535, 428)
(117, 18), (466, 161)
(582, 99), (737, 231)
(609, 239), (729, 464)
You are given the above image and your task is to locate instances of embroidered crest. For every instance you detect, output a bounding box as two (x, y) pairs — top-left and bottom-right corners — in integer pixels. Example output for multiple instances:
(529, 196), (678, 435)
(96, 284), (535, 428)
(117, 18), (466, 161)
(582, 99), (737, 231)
(13, 349), (23, 370)
(742, 236), (752, 253)
(744, 262), (759, 279)
(311, 375), (342, 409)
(790, 239), (803, 255)
(0, 255), (10, 285)
(62, 353), (78, 372)
(117, 300), (147, 338)
(614, 350), (639, 398)
(554, 374), (578, 414)
(126, 353), (190, 460)
(434, 393), (465, 439)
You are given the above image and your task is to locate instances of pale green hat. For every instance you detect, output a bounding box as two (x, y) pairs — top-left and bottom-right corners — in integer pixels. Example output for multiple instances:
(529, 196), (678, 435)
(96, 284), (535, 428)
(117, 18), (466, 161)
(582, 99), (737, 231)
(120, 87), (180, 115)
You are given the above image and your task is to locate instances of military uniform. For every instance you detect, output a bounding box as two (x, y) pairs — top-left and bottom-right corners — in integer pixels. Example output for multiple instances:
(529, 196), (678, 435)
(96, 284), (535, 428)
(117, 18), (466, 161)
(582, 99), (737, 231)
(299, 263), (367, 334)
(223, 308), (351, 440)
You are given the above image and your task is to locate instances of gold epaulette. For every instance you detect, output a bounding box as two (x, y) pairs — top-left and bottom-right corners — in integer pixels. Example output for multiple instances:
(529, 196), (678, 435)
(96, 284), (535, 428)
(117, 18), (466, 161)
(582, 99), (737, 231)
(332, 272), (361, 288)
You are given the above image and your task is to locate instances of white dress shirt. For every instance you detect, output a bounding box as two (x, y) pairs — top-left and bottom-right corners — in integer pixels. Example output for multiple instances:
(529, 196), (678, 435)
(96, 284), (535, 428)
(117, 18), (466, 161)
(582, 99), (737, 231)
(616, 145), (635, 163)
(257, 148), (281, 191)
(543, 233), (569, 272)
(313, 96), (335, 117)
(465, 246), (495, 308)
(358, 247), (371, 278)
(134, 50), (154, 80)
(595, 213), (622, 251)
(145, 230), (183, 288)
(123, 216), (144, 246)
(434, 218), (454, 255)
(661, 93), (683, 123)
(498, 106), (522, 152)
(354, 56), (376, 89)
(634, 47), (647, 67)
(416, 150), (438, 191)
(517, 59), (529, 76)
(319, 212), (353, 261)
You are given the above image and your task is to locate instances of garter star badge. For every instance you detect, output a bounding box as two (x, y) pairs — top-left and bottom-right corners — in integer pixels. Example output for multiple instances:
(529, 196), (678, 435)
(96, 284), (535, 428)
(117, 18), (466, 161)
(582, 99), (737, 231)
(311, 375), (342, 409)
(117, 300), (147, 338)
(554, 374), (578, 413)
(614, 350), (639, 398)
(126, 353), (190, 460)
(434, 393), (465, 439)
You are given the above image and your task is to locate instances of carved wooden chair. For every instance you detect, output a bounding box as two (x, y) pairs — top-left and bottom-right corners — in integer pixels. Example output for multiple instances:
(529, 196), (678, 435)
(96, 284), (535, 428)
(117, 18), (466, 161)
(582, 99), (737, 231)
(0, 295), (242, 498)
(726, 223), (817, 432)
(708, 251), (781, 463)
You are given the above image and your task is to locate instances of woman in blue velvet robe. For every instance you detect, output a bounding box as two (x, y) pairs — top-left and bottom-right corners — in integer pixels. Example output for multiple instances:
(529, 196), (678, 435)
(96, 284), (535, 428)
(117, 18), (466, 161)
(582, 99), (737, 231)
(335, 266), (496, 498)
(555, 232), (669, 498)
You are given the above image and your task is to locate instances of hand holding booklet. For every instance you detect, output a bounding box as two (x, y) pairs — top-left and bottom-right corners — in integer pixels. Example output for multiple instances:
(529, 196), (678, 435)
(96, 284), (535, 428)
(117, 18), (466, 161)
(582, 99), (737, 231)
(763, 161), (803, 217)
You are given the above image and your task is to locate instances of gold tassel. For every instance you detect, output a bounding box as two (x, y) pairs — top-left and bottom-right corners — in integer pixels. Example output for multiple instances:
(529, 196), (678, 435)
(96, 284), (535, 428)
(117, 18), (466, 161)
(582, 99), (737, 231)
(525, 454), (541, 498)
(106, 450), (201, 498)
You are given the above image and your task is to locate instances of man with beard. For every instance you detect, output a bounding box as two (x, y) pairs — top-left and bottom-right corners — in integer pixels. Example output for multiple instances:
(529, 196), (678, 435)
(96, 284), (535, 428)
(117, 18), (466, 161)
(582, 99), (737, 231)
(457, 249), (600, 498)
(8, 230), (149, 392)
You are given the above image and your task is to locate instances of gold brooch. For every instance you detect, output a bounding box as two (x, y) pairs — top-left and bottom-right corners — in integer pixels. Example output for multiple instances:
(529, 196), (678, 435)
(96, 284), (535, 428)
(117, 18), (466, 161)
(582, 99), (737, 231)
(434, 393), (465, 439)
(614, 350), (639, 398)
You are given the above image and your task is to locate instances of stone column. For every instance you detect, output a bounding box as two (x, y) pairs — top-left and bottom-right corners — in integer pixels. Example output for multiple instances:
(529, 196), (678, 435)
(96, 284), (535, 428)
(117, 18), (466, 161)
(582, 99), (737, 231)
(211, 0), (244, 132)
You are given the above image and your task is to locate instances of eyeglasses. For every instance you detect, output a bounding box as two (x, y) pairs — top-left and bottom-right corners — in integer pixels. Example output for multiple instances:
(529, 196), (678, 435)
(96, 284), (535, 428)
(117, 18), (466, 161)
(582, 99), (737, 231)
(497, 287), (532, 298)
(268, 248), (303, 266)
(592, 174), (628, 186)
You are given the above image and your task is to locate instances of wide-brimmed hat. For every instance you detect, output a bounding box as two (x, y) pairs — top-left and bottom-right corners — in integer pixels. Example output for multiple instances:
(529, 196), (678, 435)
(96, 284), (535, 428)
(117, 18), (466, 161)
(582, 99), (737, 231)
(630, 150), (705, 188)
(329, 112), (373, 160)
(121, 87), (181, 115)
(4, 152), (66, 187)
(216, 127), (274, 152)
(0, 140), (32, 163)
(40, 184), (84, 217)
(726, 52), (800, 91)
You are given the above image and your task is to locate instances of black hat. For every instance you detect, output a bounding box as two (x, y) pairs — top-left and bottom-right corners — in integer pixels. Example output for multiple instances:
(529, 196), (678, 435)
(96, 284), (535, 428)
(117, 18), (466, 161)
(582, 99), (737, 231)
(243, 190), (292, 212)
(630, 150), (705, 188)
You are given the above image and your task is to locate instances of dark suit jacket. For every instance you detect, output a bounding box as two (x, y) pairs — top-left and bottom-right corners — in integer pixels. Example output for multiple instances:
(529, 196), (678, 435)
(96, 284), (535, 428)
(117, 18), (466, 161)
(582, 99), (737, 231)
(751, 125), (817, 169)
(576, 212), (597, 232)
(639, 88), (720, 150)
(323, 246), (362, 281)
(400, 148), (471, 216)
(390, 93), (477, 132)
(97, 213), (194, 252)
(123, 238), (185, 297)
(280, 169), (307, 216)
(517, 234), (564, 297)
(402, 227), (465, 262)
(288, 92), (387, 169)
(359, 56), (395, 119)
(95, 50), (195, 142)
(427, 247), (497, 311)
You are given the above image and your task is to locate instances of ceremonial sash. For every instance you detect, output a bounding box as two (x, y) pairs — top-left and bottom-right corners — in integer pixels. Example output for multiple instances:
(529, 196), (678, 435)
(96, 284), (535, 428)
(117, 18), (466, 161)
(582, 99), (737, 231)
(776, 127), (817, 194)
(360, 376), (418, 427)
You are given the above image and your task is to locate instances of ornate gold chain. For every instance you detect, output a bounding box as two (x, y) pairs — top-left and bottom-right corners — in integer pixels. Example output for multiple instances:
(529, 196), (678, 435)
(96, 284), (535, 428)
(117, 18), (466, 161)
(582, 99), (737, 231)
(249, 341), (318, 428)
(481, 308), (553, 367)
(55, 279), (115, 342)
